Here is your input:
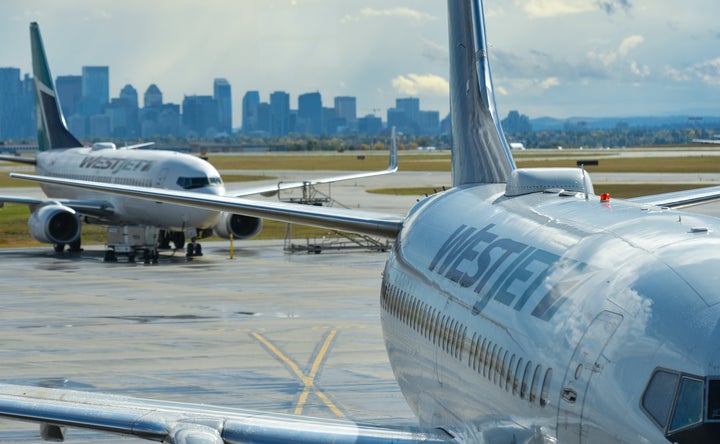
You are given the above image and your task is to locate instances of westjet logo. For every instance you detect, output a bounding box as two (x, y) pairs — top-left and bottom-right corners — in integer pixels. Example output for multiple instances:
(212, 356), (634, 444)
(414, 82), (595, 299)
(429, 223), (593, 321)
(79, 157), (154, 175)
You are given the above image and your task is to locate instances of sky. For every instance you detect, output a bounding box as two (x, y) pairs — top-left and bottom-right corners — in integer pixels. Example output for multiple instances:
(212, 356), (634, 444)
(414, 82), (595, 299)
(2, 0), (719, 129)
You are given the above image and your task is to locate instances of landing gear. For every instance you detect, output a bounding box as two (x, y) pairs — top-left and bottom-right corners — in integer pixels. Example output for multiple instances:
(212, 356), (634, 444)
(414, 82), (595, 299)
(186, 238), (203, 257)
(53, 243), (65, 253)
(158, 231), (185, 250)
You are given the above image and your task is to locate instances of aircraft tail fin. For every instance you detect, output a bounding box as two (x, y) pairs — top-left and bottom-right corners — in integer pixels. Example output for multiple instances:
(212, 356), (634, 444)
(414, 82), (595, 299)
(448, 0), (515, 186)
(30, 22), (83, 151)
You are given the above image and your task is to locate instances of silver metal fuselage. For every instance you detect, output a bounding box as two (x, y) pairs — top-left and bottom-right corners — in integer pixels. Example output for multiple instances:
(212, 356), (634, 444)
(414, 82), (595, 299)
(382, 183), (720, 442)
(35, 147), (224, 230)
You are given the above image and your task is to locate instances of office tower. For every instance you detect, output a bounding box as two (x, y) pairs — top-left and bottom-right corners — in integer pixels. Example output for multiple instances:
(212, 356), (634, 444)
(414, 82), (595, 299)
(143, 84), (163, 108)
(81, 66), (109, 118)
(297, 92), (322, 135)
(213, 78), (232, 134)
(182, 95), (219, 137)
(270, 91), (290, 136)
(0, 68), (34, 140)
(358, 114), (382, 135)
(56, 75), (82, 118)
(334, 96), (357, 127)
(105, 84), (139, 138)
(242, 90), (260, 134)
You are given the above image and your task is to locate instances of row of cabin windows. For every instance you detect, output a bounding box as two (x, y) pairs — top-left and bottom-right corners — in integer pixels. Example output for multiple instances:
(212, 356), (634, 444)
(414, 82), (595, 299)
(54, 173), (152, 188)
(381, 280), (552, 408)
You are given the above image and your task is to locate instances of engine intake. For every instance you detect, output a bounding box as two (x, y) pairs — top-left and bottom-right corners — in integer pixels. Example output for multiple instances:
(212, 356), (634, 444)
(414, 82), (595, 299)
(28, 204), (82, 244)
(213, 212), (262, 240)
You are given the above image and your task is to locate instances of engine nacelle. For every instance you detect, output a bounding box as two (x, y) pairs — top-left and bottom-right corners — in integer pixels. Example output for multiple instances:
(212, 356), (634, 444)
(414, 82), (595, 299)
(213, 212), (263, 240)
(28, 204), (82, 244)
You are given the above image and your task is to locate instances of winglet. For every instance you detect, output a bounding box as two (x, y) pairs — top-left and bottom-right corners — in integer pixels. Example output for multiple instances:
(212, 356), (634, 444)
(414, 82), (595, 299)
(388, 126), (398, 172)
(30, 22), (82, 151)
(448, 0), (515, 186)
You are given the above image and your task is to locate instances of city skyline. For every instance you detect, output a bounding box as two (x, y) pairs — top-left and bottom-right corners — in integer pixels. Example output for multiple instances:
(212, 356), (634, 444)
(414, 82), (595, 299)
(1, 1), (718, 128)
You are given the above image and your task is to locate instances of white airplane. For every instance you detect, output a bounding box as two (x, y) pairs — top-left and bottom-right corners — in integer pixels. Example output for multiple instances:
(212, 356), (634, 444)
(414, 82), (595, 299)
(5, 0), (720, 443)
(0, 22), (398, 261)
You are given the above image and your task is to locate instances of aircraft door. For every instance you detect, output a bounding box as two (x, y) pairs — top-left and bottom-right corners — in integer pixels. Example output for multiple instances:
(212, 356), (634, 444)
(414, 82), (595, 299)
(154, 168), (168, 188)
(557, 310), (623, 443)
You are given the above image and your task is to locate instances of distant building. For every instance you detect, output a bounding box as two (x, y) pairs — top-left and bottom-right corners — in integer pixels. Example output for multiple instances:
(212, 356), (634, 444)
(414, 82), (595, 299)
(358, 114), (382, 135)
(56, 75), (82, 118)
(0, 68), (35, 140)
(81, 66), (109, 118)
(242, 90), (260, 134)
(213, 78), (232, 134)
(270, 91), (290, 136)
(143, 84), (163, 108)
(105, 84), (139, 138)
(334, 96), (357, 132)
(182, 95), (219, 137)
(297, 92), (322, 135)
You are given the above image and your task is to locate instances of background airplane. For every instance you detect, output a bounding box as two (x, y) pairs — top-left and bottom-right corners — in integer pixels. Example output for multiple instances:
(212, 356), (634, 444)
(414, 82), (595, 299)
(5, 0), (720, 443)
(0, 22), (397, 261)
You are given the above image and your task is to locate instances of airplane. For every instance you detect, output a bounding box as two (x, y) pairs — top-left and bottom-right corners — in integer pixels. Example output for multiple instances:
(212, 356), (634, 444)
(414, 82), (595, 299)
(0, 23), (398, 262)
(4, 0), (720, 443)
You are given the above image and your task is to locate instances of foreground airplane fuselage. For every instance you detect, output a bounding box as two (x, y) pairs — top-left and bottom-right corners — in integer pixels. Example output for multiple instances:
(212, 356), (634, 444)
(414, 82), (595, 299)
(382, 180), (720, 442)
(34, 146), (224, 229)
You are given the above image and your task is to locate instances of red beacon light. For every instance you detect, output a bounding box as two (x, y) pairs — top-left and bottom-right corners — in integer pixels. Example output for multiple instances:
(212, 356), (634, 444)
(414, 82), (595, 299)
(600, 193), (611, 202)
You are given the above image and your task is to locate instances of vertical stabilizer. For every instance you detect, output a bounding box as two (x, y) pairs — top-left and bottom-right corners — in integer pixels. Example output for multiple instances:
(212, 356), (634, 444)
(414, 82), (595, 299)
(30, 22), (82, 151)
(448, 0), (515, 186)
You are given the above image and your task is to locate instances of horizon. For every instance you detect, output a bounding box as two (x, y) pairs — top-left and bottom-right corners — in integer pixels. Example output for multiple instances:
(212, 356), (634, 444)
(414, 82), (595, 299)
(1, 1), (718, 127)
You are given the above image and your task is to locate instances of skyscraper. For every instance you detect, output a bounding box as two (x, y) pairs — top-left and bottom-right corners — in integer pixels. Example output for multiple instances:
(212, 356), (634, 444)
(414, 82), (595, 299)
(81, 66), (109, 118)
(297, 92), (322, 135)
(182, 95), (219, 137)
(144, 84), (163, 108)
(213, 78), (232, 134)
(334, 96), (357, 126)
(56, 75), (82, 118)
(270, 91), (290, 136)
(242, 90), (260, 134)
(0, 68), (34, 140)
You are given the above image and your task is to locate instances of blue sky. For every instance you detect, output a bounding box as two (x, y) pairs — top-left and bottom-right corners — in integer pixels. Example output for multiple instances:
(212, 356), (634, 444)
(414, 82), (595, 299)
(3, 0), (719, 128)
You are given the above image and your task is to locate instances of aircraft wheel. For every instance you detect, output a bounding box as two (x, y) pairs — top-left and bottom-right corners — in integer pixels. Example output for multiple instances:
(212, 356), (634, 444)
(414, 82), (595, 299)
(186, 243), (195, 257)
(53, 243), (65, 253)
(68, 239), (82, 252)
(194, 243), (203, 256)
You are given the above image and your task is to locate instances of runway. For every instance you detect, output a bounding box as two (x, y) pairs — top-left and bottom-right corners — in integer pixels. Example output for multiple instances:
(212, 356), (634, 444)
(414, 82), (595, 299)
(0, 241), (415, 443)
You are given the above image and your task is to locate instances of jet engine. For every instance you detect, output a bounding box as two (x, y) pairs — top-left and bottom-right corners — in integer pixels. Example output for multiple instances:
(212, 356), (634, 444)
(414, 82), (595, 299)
(213, 212), (263, 240)
(28, 204), (82, 244)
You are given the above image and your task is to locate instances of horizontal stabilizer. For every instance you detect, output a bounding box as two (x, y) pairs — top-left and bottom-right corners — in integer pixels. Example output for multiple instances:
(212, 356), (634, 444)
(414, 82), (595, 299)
(0, 383), (453, 443)
(628, 185), (720, 208)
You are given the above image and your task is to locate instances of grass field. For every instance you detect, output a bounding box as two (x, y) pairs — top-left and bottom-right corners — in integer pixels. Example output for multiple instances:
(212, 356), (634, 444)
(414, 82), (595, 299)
(1, 148), (718, 247)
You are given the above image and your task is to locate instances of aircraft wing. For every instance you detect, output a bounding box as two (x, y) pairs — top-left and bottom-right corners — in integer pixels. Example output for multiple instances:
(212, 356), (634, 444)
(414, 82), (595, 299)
(227, 128), (398, 198)
(0, 195), (115, 219)
(627, 185), (720, 208)
(0, 383), (453, 443)
(0, 154), (37, 165)
(10, 174), (405, 238)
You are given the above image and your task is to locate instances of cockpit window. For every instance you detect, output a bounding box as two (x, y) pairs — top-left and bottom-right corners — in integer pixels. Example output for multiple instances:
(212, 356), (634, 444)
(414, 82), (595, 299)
(176, 176), (223, 190)
(642, 370), (679, 428)
(669, 377), (704, 431)
(707, 379), (720, 420)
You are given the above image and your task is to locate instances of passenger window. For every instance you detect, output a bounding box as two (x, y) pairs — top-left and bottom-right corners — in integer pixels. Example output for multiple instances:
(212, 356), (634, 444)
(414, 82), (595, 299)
(540, 368), (552, 407)
(513, 358), (523, 396)
(642, 370), (679, 428)
(669, 377), (704, 431)
(506, 354), (515, 391)
(520, 361), (532, 400)
(529, 365), (541, 403)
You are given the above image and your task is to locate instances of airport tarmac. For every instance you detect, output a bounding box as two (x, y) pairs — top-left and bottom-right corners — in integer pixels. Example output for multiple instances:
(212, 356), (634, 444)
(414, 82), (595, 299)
(0, 240), (415, 443)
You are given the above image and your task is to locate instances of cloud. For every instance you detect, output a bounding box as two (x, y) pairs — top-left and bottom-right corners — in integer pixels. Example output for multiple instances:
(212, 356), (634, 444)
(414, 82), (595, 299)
(630, 61), (650, 77)
(618, 35), (644, 56)
(391, 73), (449, 96)
(341, 7), (435, 23)
(522, 0), (632, 18)
(691, 57), (720, 85)
(539, 77), (560, 88)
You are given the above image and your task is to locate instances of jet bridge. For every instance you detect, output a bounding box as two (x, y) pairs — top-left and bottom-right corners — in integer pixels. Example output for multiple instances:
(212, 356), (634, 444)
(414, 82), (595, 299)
(277, 181), (392, 254)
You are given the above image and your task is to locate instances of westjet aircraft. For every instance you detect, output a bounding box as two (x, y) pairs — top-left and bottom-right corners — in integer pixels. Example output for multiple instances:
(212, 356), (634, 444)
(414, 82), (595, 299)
(5, 0), (720, 442)
(0, 23), (397, 261)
